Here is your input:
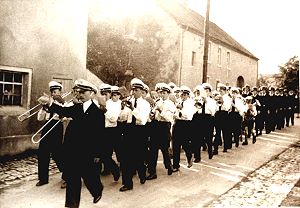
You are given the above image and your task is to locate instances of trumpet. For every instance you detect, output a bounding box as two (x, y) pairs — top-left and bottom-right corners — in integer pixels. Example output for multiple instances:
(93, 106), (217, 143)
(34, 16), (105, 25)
(30, 91), (73, 144)
(18, 91), (72, 122)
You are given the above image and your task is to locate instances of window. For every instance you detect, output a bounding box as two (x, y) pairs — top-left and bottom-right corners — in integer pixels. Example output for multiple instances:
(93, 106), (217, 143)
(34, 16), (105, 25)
(217, 47), (222, 66)
(0, 71), (23, 105)
(226, 51), (231, 68)
(191, 51), (196, 66)
(0, 65), (32, 107)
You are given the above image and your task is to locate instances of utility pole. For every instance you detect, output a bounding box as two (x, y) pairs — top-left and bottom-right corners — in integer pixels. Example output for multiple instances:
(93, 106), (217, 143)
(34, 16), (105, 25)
(202, 0), (211, 83)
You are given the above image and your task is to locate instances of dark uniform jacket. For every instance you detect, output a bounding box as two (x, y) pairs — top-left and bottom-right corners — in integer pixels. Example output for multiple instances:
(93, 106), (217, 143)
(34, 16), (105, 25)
(49, 101), (105, 165)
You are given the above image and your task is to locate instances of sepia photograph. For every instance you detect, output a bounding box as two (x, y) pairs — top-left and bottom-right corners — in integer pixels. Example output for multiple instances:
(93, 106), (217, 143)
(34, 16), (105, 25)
(0, 0), (299, 207)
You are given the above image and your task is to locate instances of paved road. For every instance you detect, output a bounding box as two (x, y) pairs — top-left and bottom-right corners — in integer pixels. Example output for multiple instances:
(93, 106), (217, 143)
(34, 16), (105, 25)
(0, 118), (299, 208)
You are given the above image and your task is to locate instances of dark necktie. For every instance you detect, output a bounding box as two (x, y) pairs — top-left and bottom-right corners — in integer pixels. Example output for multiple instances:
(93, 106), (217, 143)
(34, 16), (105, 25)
(132, 99), (137, 124)
(219, 105), (221, 111)
(202, 101), (206, 114)
(232, 99), (235, 112)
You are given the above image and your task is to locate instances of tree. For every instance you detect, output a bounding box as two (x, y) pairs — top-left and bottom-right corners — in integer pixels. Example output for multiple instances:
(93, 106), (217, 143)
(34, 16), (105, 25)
(279, 56), (299, 90)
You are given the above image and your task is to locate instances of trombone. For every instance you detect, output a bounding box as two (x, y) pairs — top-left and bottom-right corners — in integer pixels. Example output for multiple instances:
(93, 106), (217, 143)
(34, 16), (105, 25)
(17, 91), (72, 122)
(31, 115), (61, 144)
(30, 91), (73, 144)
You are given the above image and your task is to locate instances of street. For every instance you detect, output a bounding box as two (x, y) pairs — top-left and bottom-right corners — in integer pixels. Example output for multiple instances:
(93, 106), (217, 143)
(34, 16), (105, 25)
(0, 118), (299, 208)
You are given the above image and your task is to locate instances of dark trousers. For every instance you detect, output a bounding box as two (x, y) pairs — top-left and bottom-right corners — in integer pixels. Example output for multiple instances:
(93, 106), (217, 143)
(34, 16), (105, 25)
(65, 159), (103, 208)
(229, 112), (242, 146)
(101, 127), (120, 175)
(214, 111), (231, 151)
(121, 125), (147, 188)
(172, 120), (192, 169)
(147, 121), (172, 175)
(38, 121), (64, 183)
(200, 115), (214, 158)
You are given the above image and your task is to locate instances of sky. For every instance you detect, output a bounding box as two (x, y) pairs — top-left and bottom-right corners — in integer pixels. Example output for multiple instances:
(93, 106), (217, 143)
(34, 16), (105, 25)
(188, 0), (300, 74)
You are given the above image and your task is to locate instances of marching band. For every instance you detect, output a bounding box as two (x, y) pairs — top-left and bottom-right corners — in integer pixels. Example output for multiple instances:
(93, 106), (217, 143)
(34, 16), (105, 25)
(34, 78), (298, 207)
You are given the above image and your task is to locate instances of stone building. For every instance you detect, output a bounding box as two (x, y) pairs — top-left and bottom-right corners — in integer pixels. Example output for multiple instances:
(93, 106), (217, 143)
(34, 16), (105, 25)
(156, 0), (259, 89)
(0, 0), (97, 156)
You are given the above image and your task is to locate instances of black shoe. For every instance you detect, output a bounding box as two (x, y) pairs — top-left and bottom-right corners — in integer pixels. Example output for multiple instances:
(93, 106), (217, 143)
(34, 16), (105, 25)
(194, 158), (201, 163)
(140, 178), (146, 184)
(242, 141), (248, 145)
(113, 171), (120, 182)
(187, 160), (193, 168)
(173, 168), (179, 172)
(235, 142), (239, 147)
(36, 181), (48, 186)
(167, 167), (173, 175)
(213, 151), (218, 155)
(93, 194), (102, 203)
(208, 154), (213, 159)
(202, 146), (207, 151)
(252, 136), (256, 144)
(119, 186), (133, 192)
(146, 174), (157, 180)
(223, 149), (228, 152)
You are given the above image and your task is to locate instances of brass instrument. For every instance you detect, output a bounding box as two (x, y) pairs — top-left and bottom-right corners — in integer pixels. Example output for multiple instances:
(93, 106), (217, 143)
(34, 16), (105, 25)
(30, 91), (73, 144)
(17, 91), (72, 122)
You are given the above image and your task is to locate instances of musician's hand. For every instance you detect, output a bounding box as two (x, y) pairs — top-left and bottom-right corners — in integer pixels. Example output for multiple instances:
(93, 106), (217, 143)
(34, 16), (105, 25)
(177, 104), (183, 110)
(53, 95), (65, 104)
(38, 93), (51, 105)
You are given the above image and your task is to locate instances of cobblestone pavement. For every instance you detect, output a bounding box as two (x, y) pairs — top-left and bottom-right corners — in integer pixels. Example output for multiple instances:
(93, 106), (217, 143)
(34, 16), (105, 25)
(0, 153), (59, 189)
(208, 141), (300, 207)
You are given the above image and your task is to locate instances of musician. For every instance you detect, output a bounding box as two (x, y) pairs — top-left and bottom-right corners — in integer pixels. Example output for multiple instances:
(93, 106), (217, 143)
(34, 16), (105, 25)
(214, 83), (232, 154)
(35, 81), (65, 187)
(172, 86), (194, 171)
(102, 85), (122, 182)
(119, 78), (151, 192)
(38, 79), (104, 207)
(258, 86), (268, 134)
(229, 87), (245, 148)
(252, 87), (263, 136)
(146, 83), (175, 180)
(241, 96), (257, 145)
(200, 83), (217, 159)
(191, 84), (206, 162)
(98, 83), (112, 176)
(266, 87), (276, 133)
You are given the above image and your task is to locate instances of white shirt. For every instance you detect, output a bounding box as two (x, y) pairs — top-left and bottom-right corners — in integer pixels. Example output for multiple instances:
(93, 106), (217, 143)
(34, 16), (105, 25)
(131, 97), (151, 125)
(220, 94), (232, 111)
(154, 98), (176, 122)
(203, 97), (217, 116)
(231, 96), (246, 116)
(175, 97), (195, 121)
(83, 99), (92, 113)
(105, 99), (122, 128)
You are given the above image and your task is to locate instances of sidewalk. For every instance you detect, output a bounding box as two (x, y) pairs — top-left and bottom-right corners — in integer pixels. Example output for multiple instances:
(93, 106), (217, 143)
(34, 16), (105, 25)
(208, 141), (300, 207)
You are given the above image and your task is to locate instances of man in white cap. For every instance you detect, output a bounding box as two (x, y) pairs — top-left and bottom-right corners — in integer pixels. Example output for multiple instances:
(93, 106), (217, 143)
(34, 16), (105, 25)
(119, 78), (151, 192)
(198, 83), (217, 160)
(229, 87), (245, 148)
(36, 80), (65, 187)
(214, 83), (232, 153)
(146, 83), (176, 180)
(102, 85), (122, 182)
(38, 78), (105, 207)
(172, 85), (194, 171)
